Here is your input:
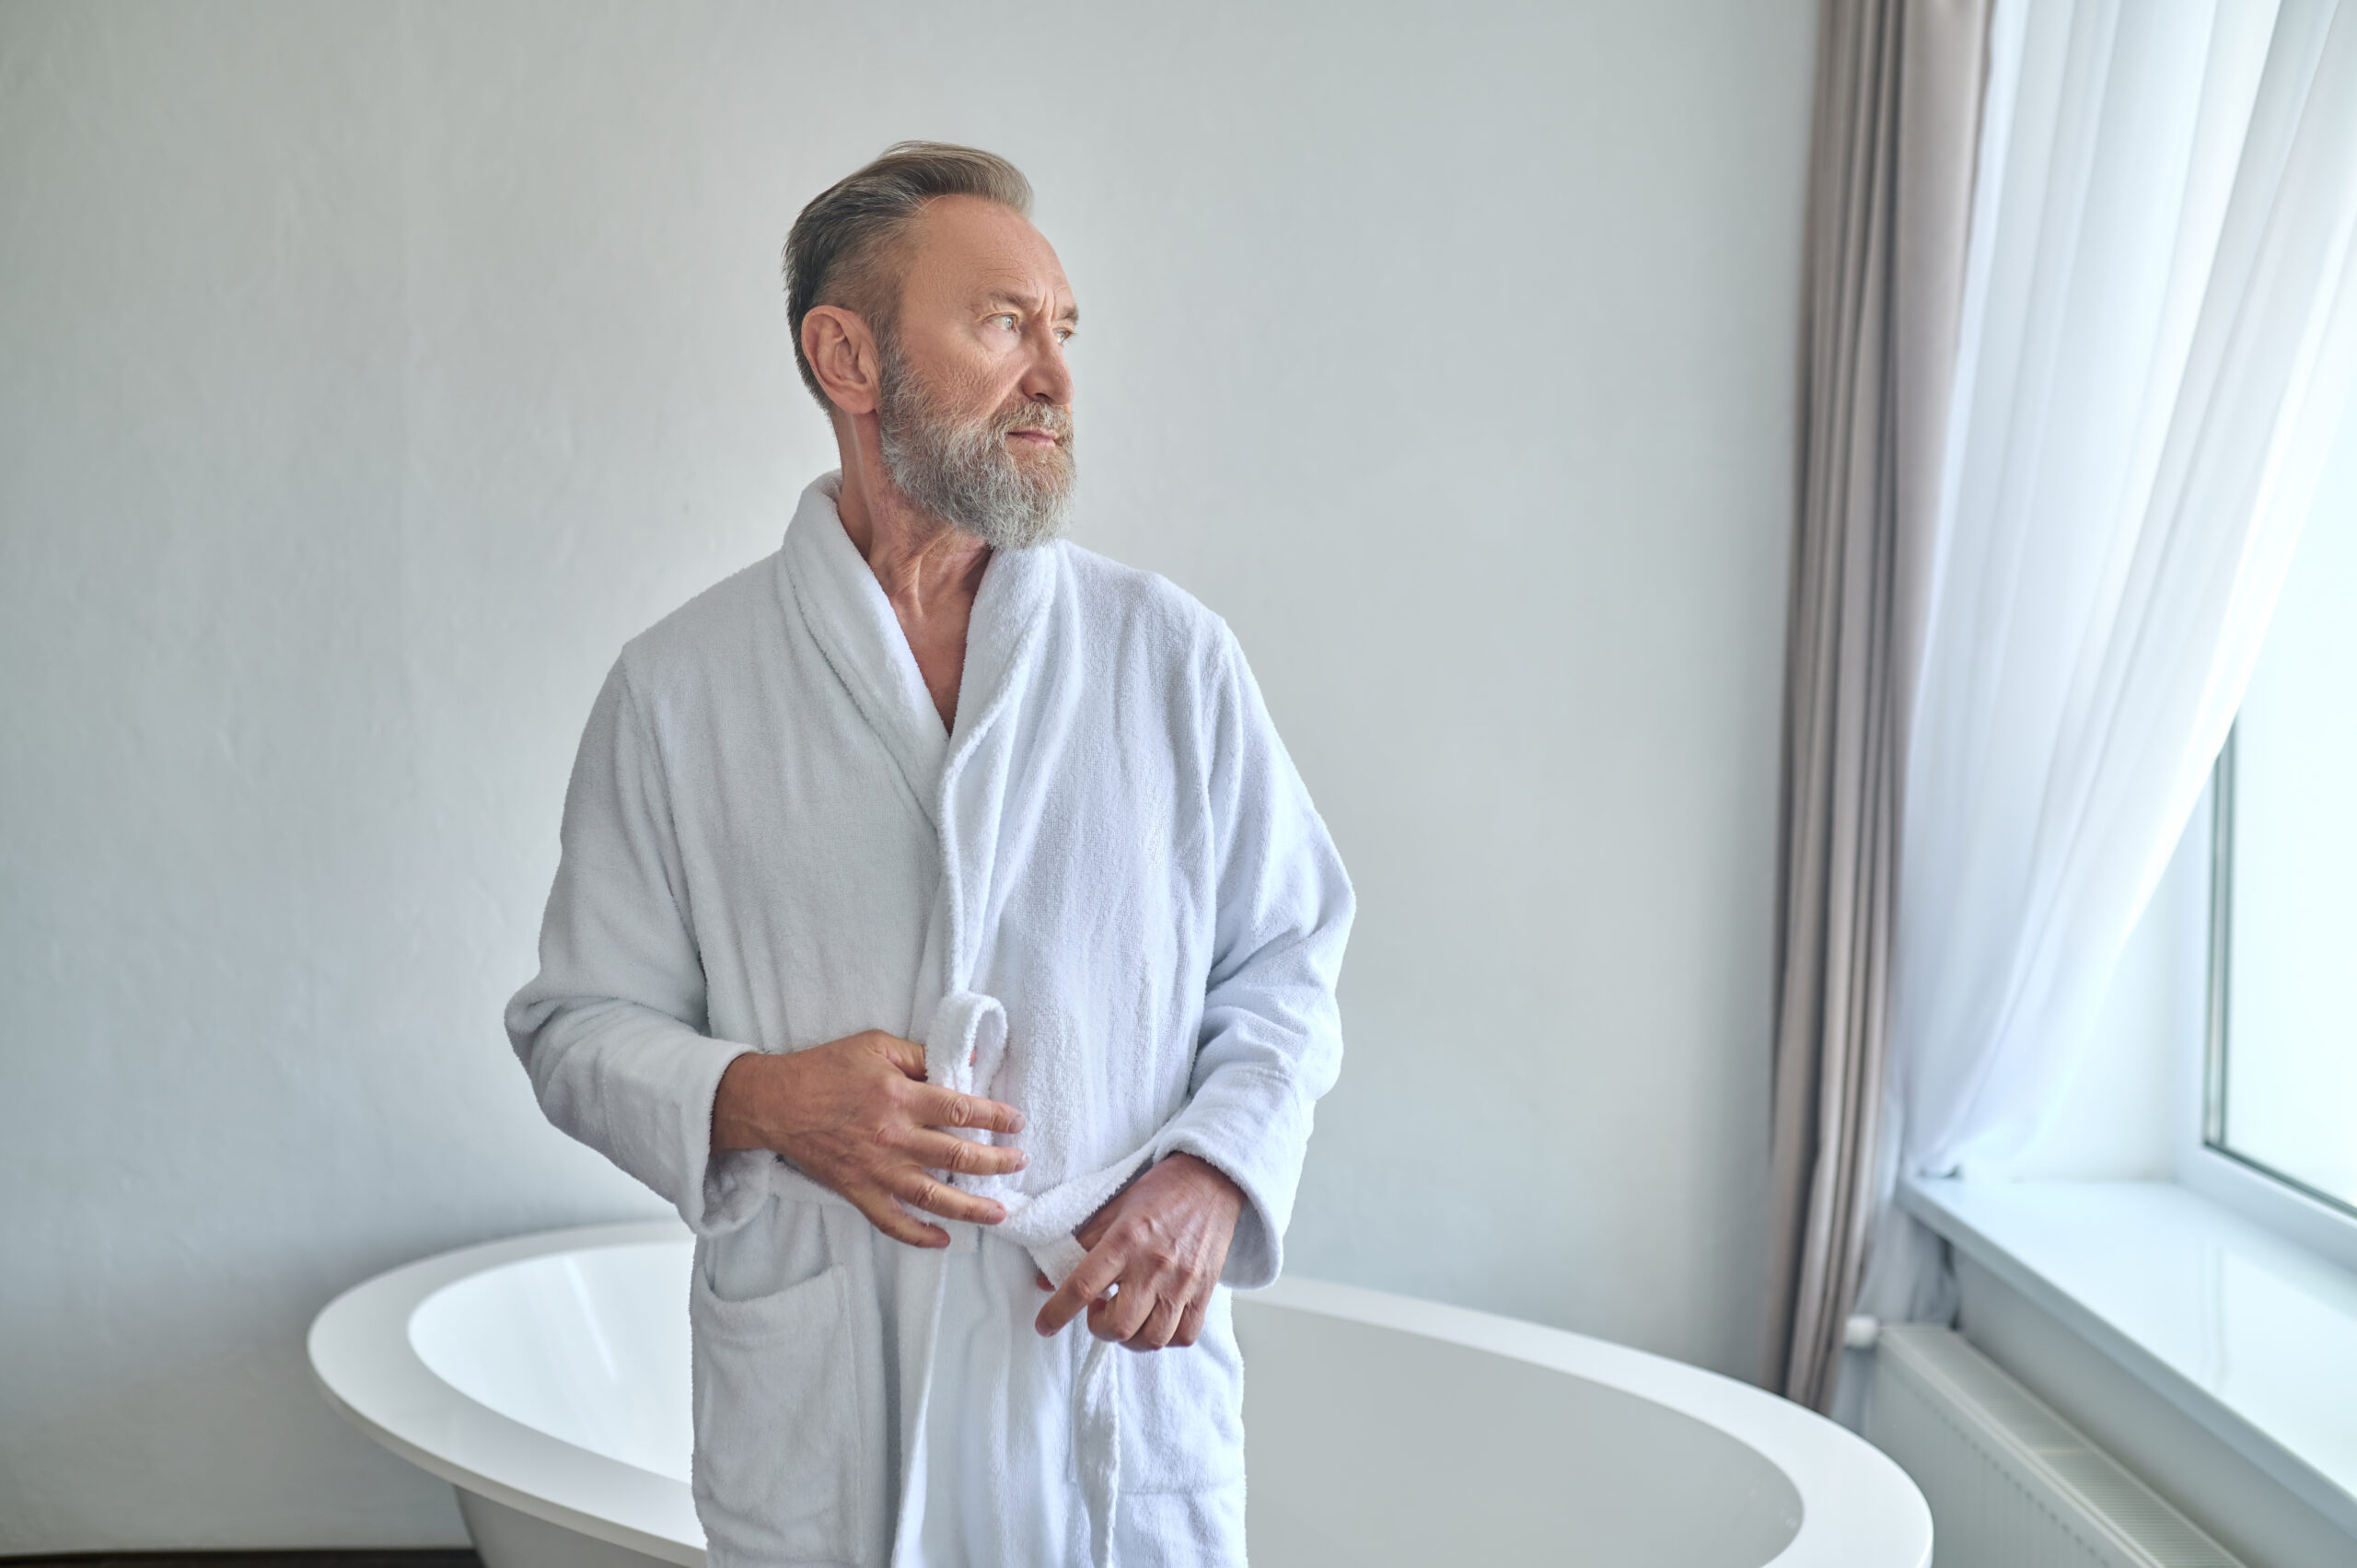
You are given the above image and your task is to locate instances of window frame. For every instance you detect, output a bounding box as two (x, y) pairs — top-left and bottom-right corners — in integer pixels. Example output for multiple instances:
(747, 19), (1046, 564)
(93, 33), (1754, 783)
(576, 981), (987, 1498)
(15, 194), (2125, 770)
(2179, 729), (2357, 1277)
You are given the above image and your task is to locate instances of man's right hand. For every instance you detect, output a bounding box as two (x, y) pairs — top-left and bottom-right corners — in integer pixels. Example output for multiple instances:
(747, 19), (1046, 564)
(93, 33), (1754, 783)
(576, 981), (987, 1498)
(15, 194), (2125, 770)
(709, 1031), (1028, 1249)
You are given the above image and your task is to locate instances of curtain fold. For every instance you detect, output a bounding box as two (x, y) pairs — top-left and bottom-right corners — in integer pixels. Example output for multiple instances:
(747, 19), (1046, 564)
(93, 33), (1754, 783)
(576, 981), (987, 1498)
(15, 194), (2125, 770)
(1856, 0), (2357, 1335)
(1765, 0), (1991, 1411)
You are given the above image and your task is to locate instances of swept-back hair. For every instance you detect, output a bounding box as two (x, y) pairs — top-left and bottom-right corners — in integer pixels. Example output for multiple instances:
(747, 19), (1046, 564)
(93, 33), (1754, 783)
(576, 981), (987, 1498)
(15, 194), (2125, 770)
(783, 141), (1034, 409)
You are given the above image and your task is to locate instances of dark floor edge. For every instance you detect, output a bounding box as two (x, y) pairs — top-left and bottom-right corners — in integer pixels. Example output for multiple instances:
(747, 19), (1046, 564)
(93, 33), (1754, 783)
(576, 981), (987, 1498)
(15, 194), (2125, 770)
(3, 1554), (481, 1566)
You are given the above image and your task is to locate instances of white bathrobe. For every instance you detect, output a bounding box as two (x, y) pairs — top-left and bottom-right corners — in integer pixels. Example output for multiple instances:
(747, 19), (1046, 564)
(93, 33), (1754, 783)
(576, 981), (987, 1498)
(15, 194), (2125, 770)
(506, 470), (1353, 1568)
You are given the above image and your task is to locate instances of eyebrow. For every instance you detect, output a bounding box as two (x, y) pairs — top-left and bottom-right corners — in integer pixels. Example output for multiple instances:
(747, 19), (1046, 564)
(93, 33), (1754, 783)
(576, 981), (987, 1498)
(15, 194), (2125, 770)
(981, 290), (1079, 327)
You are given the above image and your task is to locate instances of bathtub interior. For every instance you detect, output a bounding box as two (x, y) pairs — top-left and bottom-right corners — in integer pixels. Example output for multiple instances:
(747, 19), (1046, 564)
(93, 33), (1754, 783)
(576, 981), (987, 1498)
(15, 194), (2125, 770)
(408, 1240), (1805, 1568)
(410, 1240), (694, 1485)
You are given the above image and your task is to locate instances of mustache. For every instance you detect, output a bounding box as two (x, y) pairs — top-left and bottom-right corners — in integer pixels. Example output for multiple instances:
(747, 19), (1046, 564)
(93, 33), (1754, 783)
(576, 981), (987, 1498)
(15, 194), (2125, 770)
(995, 401), (1074, 443)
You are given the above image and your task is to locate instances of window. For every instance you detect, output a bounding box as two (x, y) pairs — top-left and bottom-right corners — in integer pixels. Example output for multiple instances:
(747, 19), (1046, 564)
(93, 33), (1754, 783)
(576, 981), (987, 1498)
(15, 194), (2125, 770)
(2206, 389), (2357, 1218)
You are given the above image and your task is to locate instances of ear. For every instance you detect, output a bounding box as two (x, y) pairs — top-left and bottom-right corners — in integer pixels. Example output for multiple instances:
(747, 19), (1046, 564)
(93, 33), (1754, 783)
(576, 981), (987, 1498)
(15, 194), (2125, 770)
(803, 305), (882, 416)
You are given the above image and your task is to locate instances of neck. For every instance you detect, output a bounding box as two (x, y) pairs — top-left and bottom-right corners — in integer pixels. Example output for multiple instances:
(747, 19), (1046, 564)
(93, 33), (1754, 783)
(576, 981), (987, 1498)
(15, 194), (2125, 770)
(832, 411), (989, 732)
(833, 411), (993, 615)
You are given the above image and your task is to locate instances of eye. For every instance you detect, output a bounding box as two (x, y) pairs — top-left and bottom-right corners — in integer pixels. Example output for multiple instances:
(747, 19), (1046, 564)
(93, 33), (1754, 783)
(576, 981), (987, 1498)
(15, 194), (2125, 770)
(991, 313), (1019, 332)
(1054, 326), (1074, 344)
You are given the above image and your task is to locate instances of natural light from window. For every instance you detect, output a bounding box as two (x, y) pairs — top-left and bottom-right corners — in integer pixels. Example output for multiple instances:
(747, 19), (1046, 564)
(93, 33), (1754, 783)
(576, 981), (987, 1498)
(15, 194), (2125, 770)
(2213, 389), (2357, 1215)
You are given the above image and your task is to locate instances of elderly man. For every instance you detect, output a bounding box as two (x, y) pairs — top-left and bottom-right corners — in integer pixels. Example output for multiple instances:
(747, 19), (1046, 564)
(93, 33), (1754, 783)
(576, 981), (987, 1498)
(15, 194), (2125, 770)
(506, 142), (1352, 1568)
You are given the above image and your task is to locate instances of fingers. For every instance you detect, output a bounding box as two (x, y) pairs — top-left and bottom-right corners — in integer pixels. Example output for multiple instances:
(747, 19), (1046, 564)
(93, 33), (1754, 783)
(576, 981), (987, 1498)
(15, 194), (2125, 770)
(1036, 1242), (1125, 1337)
(870, 1031), (932, 1080)
(910, 1083), (1026, 1138)
(1172, 1294), (1209, 1348)
(1031, 1232), (1209, 1349)
(866, 1036), (1027, 1139)
(1120, 1292), (1189, 1353)
(900, 1127), (1028, 1179)
(888, 1167), (1006, 1227)
(1089, 1273), (1159, 1345)
(790, 1031), (1028, 1251)
(848, 1189), (950, 1250)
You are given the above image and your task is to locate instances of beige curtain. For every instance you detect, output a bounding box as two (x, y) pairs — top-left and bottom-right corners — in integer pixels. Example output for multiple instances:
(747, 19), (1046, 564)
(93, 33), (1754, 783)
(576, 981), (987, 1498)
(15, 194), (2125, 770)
(1762, 0), (1989, 1412)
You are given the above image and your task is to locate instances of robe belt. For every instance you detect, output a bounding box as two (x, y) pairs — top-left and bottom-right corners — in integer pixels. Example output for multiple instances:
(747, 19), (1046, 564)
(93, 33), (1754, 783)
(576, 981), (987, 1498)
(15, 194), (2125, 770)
(922, 988), (1162, 1568)
(761, 1146), (1131, 1568)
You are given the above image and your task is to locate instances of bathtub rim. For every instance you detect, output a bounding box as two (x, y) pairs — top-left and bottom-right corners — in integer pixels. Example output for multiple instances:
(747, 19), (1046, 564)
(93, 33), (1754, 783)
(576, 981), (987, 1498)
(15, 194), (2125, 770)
(308, 1218), (1930, 1568)
(309, 1220), (705, 1565)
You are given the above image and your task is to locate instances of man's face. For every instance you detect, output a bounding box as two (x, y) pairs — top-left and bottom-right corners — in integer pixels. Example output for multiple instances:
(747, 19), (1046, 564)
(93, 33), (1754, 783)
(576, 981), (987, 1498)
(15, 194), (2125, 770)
(873, 195), (1078, 550)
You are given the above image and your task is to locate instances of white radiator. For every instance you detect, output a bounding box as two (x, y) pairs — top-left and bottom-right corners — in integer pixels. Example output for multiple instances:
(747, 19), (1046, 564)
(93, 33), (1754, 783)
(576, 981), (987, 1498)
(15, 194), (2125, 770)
(1864, 1325), (2245, 1568)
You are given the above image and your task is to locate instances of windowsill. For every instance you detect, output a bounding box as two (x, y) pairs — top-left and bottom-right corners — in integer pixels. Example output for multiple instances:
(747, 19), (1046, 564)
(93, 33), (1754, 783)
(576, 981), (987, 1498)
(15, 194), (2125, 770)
(1899, 1176), (2357, 1539)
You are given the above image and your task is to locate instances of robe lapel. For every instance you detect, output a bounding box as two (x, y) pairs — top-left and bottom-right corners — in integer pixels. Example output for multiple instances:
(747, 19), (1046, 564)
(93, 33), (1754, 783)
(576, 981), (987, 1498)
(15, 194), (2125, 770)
(934, 536), (1059, 991)
(775, 471), (950, 826)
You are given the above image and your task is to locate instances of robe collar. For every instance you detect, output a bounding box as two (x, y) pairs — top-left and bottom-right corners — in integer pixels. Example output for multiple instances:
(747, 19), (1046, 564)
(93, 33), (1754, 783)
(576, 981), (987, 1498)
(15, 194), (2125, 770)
(776, 470), (1060, 825)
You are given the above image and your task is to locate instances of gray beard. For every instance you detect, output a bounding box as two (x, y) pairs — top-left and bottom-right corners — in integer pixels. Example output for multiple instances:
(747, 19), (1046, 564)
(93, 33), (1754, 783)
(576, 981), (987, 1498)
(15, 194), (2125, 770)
(875, 343), (1076, 552)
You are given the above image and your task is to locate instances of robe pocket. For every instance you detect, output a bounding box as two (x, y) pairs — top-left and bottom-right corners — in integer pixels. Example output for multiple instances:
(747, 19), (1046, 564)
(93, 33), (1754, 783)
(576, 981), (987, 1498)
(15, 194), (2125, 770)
(1118, 1290), (1247, 1494)
(690, 1259), (872, 1564)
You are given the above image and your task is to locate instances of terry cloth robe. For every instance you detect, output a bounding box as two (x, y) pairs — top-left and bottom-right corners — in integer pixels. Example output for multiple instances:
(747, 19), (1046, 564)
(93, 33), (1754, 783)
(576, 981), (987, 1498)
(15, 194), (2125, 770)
(505, 470), (1353, 1568)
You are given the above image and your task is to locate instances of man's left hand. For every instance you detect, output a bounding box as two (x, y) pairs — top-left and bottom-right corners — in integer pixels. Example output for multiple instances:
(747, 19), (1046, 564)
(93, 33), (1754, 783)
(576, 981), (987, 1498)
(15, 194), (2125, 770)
(1032, 1153), (1243, 1351)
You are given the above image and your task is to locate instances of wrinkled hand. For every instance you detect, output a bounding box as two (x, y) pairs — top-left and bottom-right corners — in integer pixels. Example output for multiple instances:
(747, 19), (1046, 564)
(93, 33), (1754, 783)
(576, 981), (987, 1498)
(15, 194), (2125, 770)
(1033, 1153), (1244, 1351)
(710, 1031), (1028, 1249)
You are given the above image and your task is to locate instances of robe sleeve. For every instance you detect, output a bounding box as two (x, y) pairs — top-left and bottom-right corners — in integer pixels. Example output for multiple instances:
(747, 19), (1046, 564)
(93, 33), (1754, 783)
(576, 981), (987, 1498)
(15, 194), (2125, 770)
(505, 655), (768, 1238)
(1147, 626), (1354, 1289)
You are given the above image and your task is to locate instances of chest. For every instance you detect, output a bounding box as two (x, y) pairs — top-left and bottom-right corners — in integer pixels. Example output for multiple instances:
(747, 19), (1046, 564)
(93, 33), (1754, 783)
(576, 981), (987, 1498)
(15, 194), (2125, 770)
(662, 639), (1213, 1049)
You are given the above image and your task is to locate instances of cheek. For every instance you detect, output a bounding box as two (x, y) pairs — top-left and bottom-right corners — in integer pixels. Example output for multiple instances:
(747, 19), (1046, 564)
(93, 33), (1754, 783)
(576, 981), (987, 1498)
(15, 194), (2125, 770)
(940, 354), (1015, 419)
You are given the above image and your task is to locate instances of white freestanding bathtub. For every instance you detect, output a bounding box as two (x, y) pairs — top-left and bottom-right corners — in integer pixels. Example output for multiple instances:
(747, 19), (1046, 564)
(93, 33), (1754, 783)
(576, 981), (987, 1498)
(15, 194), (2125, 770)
(308, 1220), (1928, 1567)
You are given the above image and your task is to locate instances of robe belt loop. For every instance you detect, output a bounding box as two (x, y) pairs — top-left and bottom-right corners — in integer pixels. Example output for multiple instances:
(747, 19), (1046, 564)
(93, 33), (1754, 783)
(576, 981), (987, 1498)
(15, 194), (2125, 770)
(924, 989), (1009, 1101)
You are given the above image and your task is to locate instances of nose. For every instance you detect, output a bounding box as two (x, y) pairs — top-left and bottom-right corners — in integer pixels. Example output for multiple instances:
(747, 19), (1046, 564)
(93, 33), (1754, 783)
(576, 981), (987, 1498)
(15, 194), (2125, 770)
(1018, 323), (1074, 411)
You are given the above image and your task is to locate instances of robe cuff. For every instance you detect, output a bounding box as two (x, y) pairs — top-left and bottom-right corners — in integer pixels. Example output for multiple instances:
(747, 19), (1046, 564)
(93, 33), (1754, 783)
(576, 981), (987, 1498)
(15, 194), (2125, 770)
(1148, 1063), (1315, 1290)
(679, 1043), (769, 1237)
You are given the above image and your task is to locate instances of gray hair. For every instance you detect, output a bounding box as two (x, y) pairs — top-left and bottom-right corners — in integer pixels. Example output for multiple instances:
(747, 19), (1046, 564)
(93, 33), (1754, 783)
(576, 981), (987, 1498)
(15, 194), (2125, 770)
(782, 141), (1034, 410)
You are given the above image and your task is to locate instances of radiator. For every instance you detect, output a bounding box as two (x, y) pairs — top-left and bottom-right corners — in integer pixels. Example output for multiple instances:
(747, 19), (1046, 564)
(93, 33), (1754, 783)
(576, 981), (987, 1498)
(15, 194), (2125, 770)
(1864, 1325), (2245, 1568)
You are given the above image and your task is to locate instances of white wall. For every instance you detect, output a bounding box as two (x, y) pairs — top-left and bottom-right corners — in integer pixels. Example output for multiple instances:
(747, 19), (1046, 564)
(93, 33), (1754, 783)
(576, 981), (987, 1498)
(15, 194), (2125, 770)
(0, 0), (1816, 1549)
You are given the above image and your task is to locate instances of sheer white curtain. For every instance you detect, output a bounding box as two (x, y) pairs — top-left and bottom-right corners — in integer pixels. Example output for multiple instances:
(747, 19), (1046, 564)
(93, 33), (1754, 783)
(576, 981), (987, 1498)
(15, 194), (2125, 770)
(1856, 0), (2357, 1331)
